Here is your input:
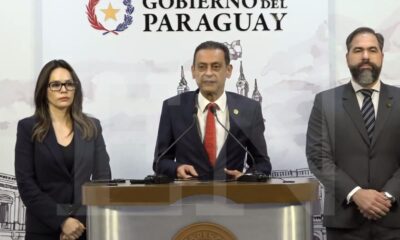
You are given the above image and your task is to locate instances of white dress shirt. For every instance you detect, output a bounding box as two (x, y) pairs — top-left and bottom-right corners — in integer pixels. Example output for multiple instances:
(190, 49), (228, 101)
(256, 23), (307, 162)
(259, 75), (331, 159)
(197, 92), (229, 158)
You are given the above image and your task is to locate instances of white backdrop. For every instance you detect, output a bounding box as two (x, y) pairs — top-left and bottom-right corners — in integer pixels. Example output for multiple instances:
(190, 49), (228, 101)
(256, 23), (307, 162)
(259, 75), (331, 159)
(1, 0), (400, 239)
(3, 1), (400, 176)
(2, 0), (330, 177)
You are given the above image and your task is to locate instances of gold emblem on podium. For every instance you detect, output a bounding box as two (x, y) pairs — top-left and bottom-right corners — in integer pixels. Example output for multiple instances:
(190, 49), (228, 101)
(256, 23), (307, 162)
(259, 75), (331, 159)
(173, 222), (237, 240)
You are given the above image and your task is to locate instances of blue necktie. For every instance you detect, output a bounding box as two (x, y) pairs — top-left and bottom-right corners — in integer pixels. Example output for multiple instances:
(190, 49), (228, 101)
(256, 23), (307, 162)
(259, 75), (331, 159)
(360, 89), (375, 142)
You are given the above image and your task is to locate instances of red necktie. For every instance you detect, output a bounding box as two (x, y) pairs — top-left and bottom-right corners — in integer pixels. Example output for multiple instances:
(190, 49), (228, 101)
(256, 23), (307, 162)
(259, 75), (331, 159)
(204, 103), (217, 167)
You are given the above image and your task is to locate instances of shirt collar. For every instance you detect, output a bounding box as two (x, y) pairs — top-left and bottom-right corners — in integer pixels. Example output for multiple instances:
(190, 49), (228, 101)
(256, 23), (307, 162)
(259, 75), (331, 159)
(198, 91), (227, 113)
(351, 78), (381, 93)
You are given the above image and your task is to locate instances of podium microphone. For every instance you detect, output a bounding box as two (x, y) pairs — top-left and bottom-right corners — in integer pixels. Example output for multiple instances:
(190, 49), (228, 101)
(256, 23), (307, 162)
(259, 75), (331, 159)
(144, 107), (198, 184)
(209, 105), (269, 182)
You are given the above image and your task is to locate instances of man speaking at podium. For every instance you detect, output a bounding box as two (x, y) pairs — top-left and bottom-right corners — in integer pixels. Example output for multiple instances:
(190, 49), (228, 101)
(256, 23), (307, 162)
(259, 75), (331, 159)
(153, 41), (271, 180)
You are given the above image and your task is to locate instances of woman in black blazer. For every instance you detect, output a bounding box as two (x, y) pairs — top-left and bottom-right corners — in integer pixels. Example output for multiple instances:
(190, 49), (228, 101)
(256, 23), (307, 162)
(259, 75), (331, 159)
(15, 60), (111, 240)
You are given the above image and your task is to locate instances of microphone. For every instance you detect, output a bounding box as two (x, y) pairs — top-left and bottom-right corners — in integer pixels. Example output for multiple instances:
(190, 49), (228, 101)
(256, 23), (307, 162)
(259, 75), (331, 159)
(144, 107), (198, 184)
(271, 177), (295, 183)
(90, 178), (126, 185)
(209, 105), (269, 182)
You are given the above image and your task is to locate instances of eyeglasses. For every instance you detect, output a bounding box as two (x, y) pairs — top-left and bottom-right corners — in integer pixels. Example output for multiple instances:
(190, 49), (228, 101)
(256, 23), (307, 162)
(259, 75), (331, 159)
(48, 80), (76, 91)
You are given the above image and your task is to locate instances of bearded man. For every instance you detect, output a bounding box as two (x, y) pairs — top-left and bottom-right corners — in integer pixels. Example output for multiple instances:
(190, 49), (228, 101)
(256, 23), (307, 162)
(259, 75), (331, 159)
(306, 27), (400, 240)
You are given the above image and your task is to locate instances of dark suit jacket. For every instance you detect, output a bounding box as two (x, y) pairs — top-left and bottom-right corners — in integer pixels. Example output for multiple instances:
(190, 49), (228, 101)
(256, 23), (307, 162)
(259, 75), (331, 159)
(306, 82), (400, 228)
(154, 90), (271, 180)
(15, 116), (111, 236)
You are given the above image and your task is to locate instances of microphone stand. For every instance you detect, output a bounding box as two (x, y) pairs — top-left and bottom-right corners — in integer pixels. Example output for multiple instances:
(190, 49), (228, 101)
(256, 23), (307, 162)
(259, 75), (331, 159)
(144, 108), (198, 184)
(210, 106), (269, 182)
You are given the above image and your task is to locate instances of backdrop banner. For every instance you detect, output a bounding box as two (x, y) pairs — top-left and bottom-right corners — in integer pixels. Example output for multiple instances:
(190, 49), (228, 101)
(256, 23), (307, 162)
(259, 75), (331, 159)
(1, 1), (400, 239)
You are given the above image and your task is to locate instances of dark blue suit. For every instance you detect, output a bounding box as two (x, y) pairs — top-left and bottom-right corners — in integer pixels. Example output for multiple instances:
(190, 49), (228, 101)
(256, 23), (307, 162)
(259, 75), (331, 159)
(154, 90), (271, 180)
(15, 116), (111, 239)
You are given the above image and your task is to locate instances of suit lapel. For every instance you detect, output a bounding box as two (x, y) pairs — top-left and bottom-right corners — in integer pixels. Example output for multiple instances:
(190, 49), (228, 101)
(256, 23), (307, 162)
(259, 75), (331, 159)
(43, 126), (71, 177)
(191, 114), (208, 162)
(215, 93), (241, 169)
(192, 93), (205, 154)
(342, 83), (370, 146)
(185, 91), (210, 169)
(73, 122), (88, 175)
(225, 93), (241, 139)
(371, 83), (393, 148)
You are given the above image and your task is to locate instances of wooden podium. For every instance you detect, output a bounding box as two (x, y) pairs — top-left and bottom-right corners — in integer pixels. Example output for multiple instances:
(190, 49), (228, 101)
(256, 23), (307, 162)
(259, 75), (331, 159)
(82, 178), (318, 240)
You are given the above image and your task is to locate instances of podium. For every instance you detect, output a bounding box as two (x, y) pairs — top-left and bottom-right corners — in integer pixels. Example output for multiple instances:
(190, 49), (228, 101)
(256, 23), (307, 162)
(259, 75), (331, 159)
(82, 178), (318, 240)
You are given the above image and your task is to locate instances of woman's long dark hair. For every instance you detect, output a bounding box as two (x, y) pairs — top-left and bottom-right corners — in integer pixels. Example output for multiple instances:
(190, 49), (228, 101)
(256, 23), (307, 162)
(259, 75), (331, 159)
(32, 59), (97, 142)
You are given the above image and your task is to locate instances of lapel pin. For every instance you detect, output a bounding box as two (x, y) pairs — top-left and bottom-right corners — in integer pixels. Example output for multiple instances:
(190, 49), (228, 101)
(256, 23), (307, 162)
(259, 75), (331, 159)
(386, 102), (392, 108)
(233, 109), (239, 115)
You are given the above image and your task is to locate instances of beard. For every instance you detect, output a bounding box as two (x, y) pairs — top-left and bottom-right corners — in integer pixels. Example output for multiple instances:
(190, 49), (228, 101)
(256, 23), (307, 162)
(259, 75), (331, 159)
(349, 61), (382, 87)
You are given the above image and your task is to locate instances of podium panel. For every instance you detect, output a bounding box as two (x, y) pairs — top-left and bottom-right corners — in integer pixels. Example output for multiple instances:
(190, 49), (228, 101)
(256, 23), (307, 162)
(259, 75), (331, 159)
(83, 179), (318, 240)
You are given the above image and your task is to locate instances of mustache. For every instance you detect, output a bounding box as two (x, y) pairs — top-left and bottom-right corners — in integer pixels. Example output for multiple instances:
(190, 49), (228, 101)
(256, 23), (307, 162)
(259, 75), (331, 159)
(356, 61), (379, 70)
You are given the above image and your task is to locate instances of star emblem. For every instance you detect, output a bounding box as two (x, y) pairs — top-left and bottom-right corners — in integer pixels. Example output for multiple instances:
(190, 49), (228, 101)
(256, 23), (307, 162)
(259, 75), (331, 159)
(101, 3), (120, 21)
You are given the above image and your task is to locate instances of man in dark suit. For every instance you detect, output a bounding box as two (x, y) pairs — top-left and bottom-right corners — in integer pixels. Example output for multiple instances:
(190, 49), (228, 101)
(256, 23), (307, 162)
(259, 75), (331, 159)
(306, 27), (400, 239)
(154, 41), (271, 180)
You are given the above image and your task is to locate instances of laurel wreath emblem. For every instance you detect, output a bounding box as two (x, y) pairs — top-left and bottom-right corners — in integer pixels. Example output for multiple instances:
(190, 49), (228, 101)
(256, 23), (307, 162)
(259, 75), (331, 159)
(86, 0), (134, 35)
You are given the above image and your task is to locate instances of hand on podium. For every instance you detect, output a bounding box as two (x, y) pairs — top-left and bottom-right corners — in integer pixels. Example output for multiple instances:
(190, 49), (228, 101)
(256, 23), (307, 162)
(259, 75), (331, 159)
(177, 164), (199, 179)
(224, 168), (244, 180)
